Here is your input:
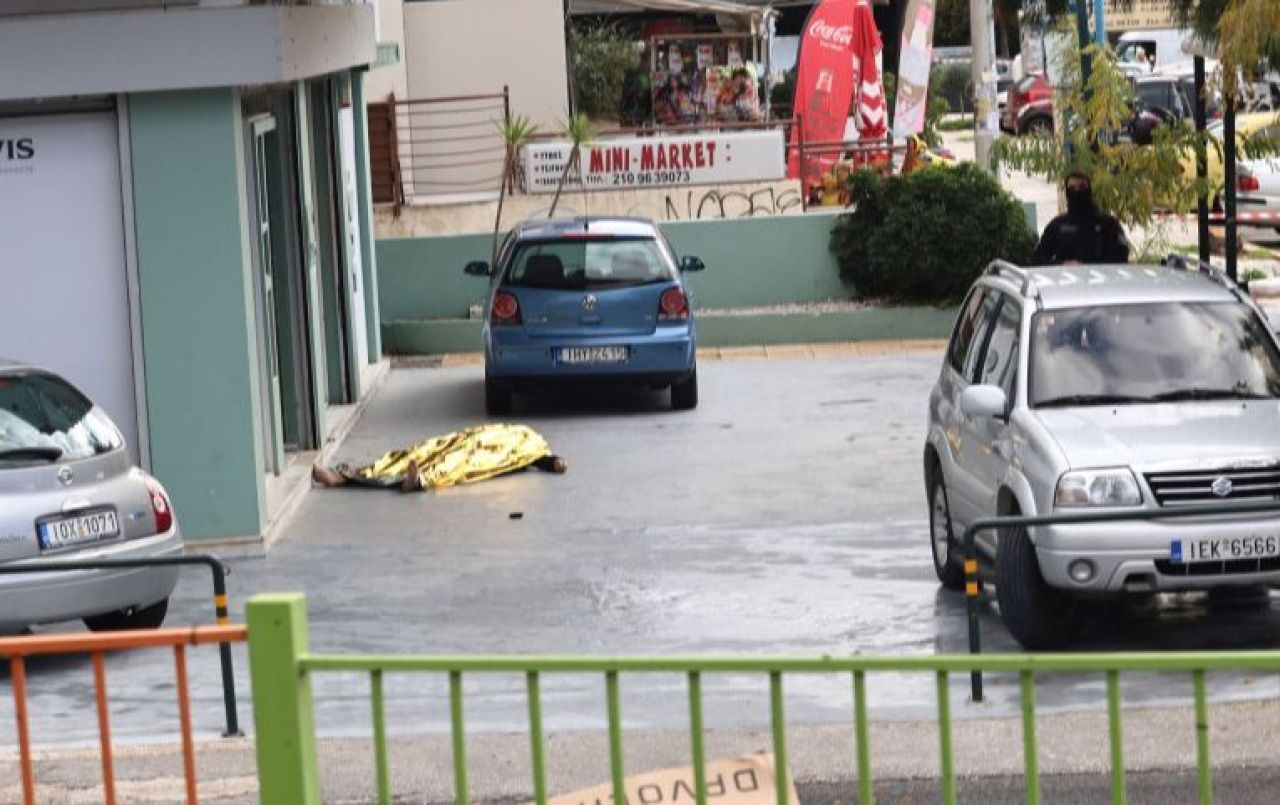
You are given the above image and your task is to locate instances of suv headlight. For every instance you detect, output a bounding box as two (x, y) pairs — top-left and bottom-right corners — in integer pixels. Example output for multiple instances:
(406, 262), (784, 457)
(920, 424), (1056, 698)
(1055, 468), (1143, 507)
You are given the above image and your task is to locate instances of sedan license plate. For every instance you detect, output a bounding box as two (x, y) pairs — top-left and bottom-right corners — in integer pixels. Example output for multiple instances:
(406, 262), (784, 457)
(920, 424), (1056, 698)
(1170, 535), (1280, 564)
(558, 346), (628, 365)
(37, 509), (120, 551)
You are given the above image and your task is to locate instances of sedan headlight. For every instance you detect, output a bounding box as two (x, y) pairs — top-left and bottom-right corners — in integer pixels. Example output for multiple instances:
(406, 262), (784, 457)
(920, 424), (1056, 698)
(1055, 468), (1143, 507)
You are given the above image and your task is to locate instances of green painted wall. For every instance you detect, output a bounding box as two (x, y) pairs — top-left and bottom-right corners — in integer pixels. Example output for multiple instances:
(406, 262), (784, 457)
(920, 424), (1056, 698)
(665, 212), (853, 308)
(375, 212), (857, 321)
(131, 89), (266, 541)
(383, 307), (957, 355)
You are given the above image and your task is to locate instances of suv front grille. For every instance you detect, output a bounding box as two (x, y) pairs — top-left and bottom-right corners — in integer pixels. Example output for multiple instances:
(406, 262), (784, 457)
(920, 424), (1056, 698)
(1144, 466), (1280, 507)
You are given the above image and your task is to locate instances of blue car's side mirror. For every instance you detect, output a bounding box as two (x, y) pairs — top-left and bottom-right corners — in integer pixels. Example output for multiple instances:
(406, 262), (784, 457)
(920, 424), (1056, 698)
(464, 261), (492, 277)
(680, 256), (706, 272)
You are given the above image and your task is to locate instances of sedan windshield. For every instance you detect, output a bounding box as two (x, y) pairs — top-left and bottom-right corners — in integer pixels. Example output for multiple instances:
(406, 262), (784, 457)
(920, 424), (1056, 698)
(1030, 302), (1280, 407)
(504, 237), (675, 290)
(0, 372), (121, 462)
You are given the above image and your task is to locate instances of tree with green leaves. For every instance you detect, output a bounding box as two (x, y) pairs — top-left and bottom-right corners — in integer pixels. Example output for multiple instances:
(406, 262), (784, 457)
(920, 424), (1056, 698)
(493, 114), (538, 263)
(548, 112), (600, 219)
(992, 44), (1206, 237)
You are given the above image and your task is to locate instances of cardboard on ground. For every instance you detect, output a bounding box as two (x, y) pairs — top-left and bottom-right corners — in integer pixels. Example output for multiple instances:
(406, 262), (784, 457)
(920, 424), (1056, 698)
(541, 753), (799, 805)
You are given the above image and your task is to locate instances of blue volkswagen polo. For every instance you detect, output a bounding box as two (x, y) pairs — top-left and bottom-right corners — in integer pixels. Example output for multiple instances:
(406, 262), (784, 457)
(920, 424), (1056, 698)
(465, 217), (704, 414)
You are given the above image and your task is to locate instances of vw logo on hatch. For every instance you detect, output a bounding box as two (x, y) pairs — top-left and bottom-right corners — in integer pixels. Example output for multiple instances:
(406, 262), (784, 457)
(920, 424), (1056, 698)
(580, 294), (598, 313)
(56, 466), (74, 486)
(1211, 476), (1233, 498)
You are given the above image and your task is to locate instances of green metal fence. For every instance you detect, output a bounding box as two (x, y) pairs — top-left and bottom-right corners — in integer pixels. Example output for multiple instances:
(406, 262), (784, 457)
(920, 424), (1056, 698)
(247, 592), (1279, 805)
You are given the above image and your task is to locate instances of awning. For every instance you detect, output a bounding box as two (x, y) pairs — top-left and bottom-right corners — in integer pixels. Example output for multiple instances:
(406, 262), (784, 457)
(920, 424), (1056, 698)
(569, 0), (767, 18)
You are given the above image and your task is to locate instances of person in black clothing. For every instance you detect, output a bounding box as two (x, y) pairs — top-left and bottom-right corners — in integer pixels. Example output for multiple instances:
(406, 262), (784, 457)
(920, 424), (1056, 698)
(1031, 171), (1130, 265)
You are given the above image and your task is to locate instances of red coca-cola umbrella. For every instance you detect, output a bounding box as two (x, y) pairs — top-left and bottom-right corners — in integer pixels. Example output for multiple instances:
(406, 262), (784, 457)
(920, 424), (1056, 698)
(786, 0), (887, 191)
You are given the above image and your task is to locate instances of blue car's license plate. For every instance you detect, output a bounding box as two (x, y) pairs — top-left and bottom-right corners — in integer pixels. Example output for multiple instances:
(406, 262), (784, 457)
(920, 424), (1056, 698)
(558, 346), (628, 364)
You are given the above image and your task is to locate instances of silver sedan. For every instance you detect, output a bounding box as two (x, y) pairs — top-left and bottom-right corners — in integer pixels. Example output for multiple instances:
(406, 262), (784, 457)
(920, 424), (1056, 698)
(0, 361), (181, 633)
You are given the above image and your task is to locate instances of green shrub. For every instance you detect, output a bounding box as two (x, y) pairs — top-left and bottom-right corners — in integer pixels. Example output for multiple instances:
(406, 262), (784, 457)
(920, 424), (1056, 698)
(830, 164), (1036, 304)
(570, 23), (640, 120)
(934, 65), (974, 114)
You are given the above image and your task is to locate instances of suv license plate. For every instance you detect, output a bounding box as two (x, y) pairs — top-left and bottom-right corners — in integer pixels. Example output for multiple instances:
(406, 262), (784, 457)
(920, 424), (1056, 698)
(38, 509), (121, 551)
(558, 346), (627, 365)
(1170, 536), (1280, 564)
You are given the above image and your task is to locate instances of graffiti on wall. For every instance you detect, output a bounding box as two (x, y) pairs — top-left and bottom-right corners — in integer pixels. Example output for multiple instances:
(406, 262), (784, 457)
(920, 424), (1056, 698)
(662, 187), (804, 221)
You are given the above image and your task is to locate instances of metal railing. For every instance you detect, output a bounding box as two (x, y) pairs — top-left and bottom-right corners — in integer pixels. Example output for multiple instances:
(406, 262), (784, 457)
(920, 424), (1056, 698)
(1, 623), (248, 805)
(369, 88), (510, 209)
(247, 593), (1274, 805)
(0, 553), (242, 735)
(962, 499), (1280, 702)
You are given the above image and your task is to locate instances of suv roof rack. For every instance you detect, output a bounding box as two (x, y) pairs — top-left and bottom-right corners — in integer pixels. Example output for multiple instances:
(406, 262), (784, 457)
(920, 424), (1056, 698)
(985, 259), (1042, 303)
(1161, 253), (1244, 300)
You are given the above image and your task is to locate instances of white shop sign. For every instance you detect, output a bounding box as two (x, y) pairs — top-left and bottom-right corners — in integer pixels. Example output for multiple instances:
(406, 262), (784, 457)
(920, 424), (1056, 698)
(521, 129), (785, 194)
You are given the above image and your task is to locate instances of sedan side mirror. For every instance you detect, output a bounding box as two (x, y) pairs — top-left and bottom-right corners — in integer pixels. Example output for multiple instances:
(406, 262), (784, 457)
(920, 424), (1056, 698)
(680, 256), (706, 272)
(960, 385), (1009, 421)
(464, 260), (492, 277)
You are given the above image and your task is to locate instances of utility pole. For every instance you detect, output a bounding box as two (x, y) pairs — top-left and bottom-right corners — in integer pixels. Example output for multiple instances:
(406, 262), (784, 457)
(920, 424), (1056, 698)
(969, 0), (999, 169)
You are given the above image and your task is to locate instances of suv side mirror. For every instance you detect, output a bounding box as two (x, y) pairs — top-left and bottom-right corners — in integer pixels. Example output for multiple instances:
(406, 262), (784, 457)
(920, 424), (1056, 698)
(464, 260), (492, 277)
(679, 256), (706, 272)
(961, 385), (1009, 421)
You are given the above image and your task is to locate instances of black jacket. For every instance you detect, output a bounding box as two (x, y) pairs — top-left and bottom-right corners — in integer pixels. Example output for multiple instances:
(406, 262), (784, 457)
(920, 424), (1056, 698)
(1031, 210), (1130, 265)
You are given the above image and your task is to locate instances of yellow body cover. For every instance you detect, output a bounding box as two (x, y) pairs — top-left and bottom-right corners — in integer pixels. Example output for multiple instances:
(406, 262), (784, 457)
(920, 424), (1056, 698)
(353, 424), (551, 491)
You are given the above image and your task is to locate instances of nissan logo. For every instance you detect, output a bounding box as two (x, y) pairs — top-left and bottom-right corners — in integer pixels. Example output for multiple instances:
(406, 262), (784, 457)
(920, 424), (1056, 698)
(581, 294), (598, 313)
(1211, 476), (1233, 498)
(57, 466), (74, 486)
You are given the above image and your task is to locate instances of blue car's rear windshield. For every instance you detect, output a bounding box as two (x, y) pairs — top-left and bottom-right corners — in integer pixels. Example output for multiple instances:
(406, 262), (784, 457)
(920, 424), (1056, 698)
(503, 237), (675, 290)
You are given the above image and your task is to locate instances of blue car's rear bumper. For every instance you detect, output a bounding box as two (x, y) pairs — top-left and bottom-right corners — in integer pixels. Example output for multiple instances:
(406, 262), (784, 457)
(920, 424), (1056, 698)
(485, 323), (695, 387)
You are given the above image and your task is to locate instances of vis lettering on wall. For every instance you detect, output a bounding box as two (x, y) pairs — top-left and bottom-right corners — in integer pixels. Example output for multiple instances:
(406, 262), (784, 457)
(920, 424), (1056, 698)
(0, 137), (35, 175)
(0, 138), (35, 160)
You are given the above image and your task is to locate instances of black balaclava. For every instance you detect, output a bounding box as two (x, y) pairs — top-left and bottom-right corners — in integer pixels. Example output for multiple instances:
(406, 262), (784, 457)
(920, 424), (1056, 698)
(1065, 173), (1094, 217)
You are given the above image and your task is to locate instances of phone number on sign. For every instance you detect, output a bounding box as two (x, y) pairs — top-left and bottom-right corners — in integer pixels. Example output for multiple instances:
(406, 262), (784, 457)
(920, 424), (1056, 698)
(609, 171), (694, 187)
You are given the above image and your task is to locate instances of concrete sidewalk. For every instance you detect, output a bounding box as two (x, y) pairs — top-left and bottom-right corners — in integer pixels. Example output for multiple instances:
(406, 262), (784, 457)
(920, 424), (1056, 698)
(6, 695), (1280, 803)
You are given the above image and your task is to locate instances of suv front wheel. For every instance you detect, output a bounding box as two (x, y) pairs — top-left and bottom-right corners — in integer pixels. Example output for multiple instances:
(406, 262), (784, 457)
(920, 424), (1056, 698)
(928, 474), (965, 590)
(996, 523), (1084, 649)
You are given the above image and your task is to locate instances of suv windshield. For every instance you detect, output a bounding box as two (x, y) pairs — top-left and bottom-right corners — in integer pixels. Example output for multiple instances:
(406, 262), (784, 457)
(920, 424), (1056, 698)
(1030, 302), (1280, 407)
(0, 372), (122, 463)
(504, 237), (674, 290)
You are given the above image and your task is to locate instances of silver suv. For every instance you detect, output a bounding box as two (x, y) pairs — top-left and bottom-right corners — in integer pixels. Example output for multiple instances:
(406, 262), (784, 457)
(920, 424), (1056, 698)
(925, 258), (1280, 649)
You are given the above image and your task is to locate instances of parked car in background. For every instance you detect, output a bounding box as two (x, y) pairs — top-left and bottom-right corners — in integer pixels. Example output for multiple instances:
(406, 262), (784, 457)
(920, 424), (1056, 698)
(1164, 112), (1280, 209)
(1116, 28), (1195, 79)
(1001, 73), (1053, 135)
(926, 258), (1280, 649)
(465, 217), (703, 414)
(1237, 117), (1280, 230)
(1126, 73), (1205, 144)
(0, 362), (181, 634)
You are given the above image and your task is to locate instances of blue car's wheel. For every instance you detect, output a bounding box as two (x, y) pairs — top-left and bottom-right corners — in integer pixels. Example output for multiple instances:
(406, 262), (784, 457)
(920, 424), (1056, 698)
(671, 369), (698, 410)
(486, 375), (513, 416)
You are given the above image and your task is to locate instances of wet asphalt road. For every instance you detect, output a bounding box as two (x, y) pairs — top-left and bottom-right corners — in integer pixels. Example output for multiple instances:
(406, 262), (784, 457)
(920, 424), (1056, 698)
(6, 354), (1280, 752)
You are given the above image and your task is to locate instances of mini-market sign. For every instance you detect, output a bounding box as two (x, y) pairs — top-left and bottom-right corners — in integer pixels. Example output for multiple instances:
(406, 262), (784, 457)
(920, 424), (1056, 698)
(522, 129), (785, 193)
